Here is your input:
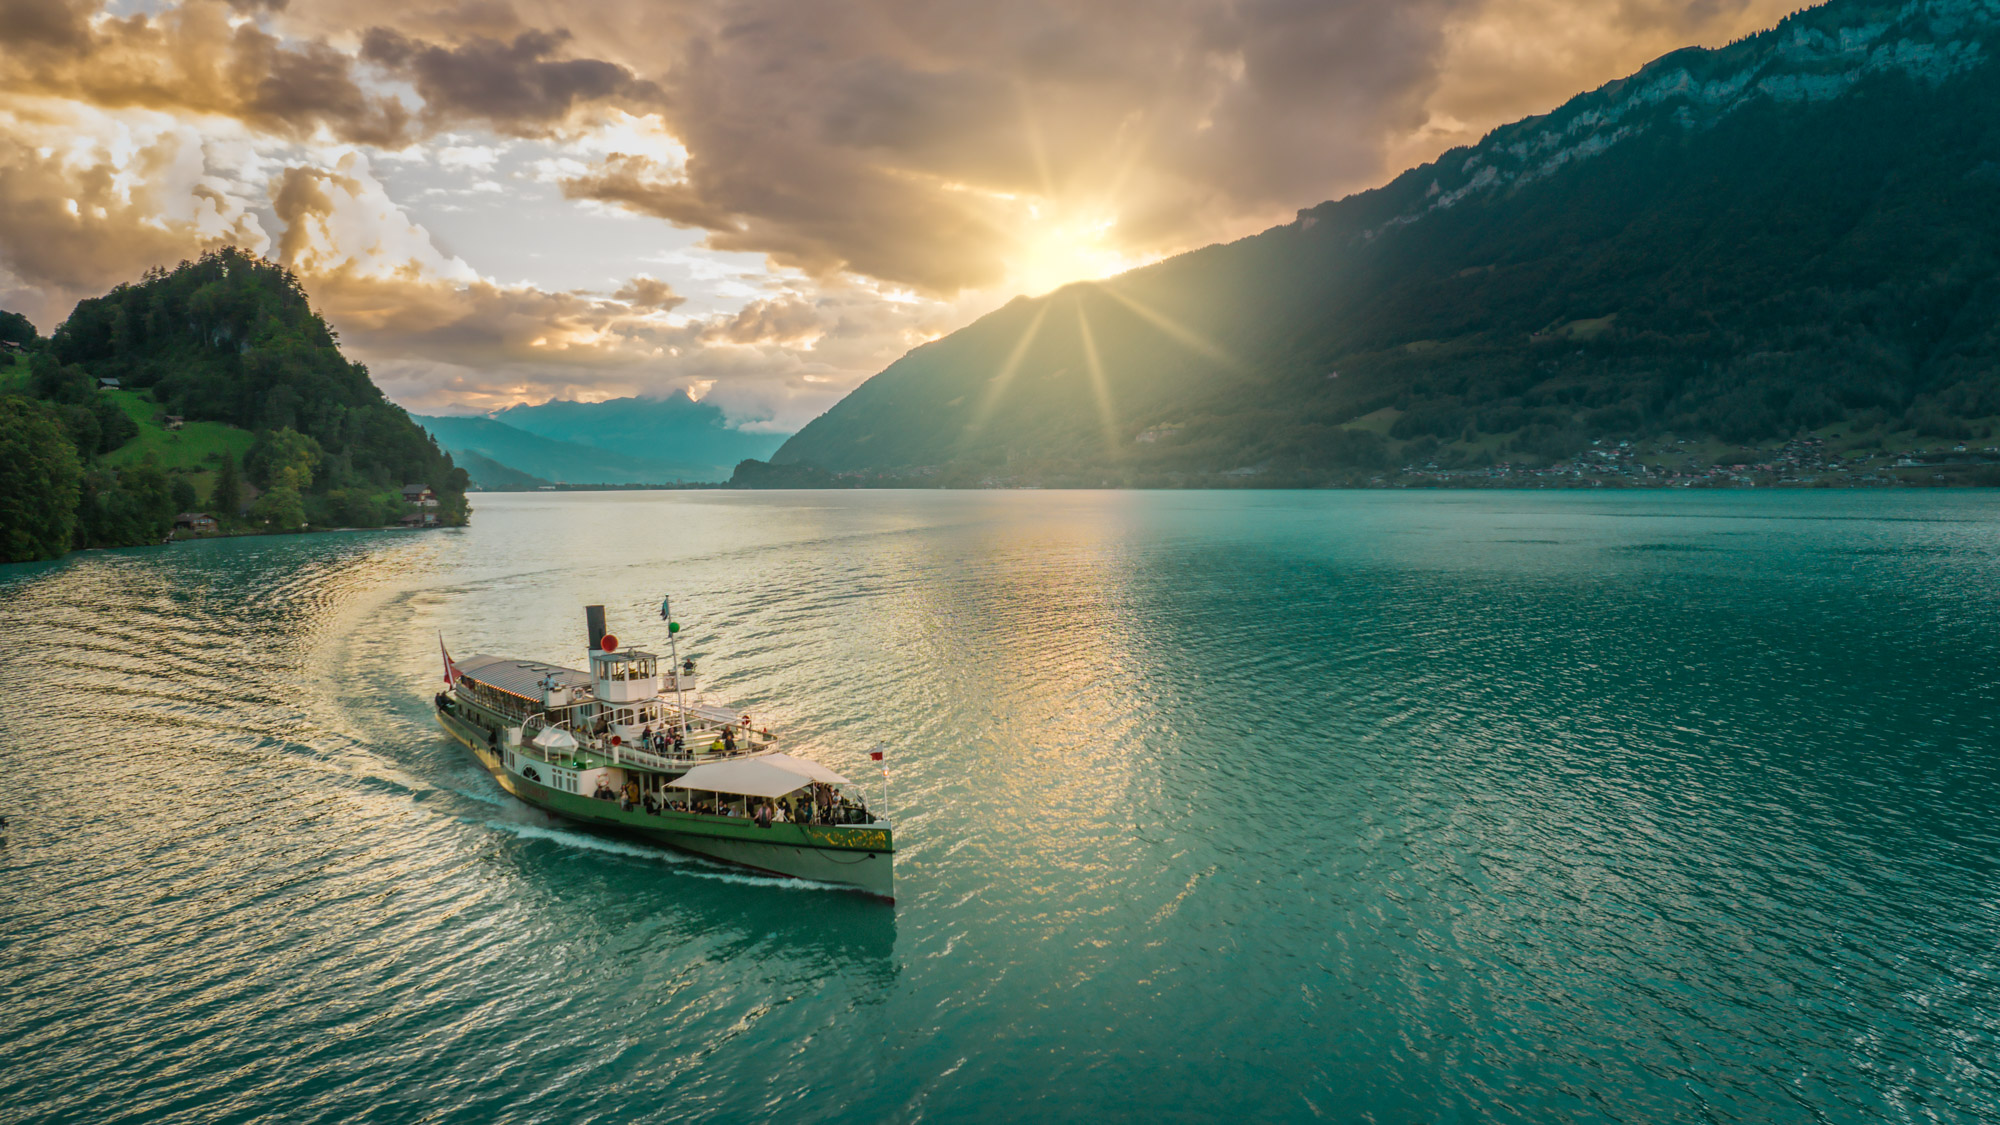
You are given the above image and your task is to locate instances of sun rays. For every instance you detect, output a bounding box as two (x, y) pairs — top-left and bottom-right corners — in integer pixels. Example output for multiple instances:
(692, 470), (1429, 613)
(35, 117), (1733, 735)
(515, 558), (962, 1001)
(1098, 286), (1243, 373)
(966, 300), (1050, 437)
(1074, 302), (1122, 457)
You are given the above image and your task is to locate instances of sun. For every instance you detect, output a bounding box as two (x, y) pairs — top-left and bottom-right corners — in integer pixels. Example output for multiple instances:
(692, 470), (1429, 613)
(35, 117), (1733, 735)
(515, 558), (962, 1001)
(1008, 209), (1143, 296)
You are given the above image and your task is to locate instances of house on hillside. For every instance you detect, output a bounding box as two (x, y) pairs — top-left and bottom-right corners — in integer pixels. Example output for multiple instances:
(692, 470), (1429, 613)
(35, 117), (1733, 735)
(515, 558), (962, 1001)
(164, 415), (184, 430)
(402, 483), (440, 526)
(174, 512), (218, 535)
(98, 376), (121, 390)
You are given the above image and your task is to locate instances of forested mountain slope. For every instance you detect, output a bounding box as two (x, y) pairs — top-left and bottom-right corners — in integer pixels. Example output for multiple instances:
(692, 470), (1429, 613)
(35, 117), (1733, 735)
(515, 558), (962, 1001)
(767, 0), (2000, 486)
(0, 250), (467, 561)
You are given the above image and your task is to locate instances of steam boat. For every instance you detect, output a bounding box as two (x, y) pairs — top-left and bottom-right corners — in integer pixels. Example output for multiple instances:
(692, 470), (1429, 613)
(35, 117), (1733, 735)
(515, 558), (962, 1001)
(434, 603), (893, 898)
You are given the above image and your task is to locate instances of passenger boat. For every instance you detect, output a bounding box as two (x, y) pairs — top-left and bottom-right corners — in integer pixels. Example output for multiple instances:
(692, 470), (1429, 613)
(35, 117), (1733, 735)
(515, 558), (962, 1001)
(433, 602), (893, 898)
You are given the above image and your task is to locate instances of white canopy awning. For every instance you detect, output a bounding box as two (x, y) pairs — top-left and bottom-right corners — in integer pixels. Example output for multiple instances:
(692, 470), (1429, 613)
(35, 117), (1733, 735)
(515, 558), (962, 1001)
(668, 759), (813, 799)
(532, 727), (578, 751)
(761, 752), (850, 785)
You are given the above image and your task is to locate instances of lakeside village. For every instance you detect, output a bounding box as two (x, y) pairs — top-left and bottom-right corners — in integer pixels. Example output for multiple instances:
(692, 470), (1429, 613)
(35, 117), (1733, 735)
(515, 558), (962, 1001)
(169, 483), (444, 540)
(1389, 436), (2000, 488)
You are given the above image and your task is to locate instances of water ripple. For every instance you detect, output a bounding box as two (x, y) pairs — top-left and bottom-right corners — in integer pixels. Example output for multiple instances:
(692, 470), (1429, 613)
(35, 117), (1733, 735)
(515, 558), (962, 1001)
(0, 491), (1997, 1123)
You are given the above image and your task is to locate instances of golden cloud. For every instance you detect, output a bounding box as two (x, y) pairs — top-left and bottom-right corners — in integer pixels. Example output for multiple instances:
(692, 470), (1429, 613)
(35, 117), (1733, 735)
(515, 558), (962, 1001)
(0, 0), (412, 145)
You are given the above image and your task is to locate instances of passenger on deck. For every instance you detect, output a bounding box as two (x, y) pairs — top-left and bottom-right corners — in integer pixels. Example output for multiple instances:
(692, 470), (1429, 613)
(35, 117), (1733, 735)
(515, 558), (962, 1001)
(722, 726), (737, 753)
(622, 780), (640, 811)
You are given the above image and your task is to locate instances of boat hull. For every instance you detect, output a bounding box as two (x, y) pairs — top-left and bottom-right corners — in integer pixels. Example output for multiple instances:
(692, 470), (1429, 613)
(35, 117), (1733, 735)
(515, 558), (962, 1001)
(437, 709), (894, 899)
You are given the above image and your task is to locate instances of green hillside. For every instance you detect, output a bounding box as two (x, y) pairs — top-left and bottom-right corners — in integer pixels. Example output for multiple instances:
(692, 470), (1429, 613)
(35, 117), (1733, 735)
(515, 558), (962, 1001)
(762, 0), (2000, 488)
(99, 389), (256, 467)
(0, 249), (470, 562)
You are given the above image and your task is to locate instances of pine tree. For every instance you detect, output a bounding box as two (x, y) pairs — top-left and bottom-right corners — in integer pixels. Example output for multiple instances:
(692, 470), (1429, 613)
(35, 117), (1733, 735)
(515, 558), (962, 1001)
(212, 451), (242, 521)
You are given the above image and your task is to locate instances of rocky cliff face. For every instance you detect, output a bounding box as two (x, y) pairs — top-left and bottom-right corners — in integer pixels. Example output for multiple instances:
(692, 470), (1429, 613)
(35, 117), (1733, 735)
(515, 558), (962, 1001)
(1360, 0), (1999, 239)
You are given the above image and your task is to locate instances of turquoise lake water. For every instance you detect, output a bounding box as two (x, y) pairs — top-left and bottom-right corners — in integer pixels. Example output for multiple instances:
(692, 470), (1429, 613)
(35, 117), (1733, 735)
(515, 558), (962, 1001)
(1, 489), (1997, 1123)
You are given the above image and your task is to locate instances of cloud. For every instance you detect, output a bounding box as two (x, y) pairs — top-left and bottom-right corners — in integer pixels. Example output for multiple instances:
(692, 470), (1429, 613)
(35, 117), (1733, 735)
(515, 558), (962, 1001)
(0, 0), (1812, 425)
(612, 275), (685, 312)
(540, 0), (1495, 294)
(359, 25), (664, 137)
(0, 102), (268, 326)
(271, 151), (478, 281)
(0, 0), (413, 145)
(700, 295), (822, 346)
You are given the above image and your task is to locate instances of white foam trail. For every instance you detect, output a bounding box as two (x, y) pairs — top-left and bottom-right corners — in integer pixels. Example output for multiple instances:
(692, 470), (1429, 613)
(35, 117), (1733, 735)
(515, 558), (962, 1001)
(679, 869), (836, 892)
(476, 820), (846, 892)
(479, 820), (685, 861)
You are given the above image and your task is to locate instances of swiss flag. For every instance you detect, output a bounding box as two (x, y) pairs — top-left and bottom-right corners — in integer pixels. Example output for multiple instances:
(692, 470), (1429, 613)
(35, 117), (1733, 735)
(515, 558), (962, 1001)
(440, 636), (460, 686)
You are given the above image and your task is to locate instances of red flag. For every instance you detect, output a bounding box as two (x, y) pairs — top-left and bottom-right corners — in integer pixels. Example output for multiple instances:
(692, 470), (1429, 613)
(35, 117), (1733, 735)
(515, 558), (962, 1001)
(440, 636), (459, 686)
(870, 749), (884, 761)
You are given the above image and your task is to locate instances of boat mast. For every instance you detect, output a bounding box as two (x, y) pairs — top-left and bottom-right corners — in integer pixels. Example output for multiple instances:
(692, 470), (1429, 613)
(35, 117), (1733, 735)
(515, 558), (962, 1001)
(664, 595), (689, 743)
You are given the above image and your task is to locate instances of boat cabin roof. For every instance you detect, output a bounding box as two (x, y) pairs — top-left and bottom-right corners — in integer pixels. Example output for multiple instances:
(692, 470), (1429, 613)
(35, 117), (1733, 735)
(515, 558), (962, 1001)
(457, 654), (592, 697)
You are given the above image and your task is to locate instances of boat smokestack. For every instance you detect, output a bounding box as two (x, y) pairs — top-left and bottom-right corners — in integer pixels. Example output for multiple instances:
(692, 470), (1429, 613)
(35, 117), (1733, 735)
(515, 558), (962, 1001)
(585, 605), (607, 651)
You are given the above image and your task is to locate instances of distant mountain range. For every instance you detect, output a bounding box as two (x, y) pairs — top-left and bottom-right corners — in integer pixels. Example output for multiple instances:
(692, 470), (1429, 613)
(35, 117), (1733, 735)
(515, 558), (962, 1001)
(757, 0), (2000, 487)
(419, 393), (786, 487)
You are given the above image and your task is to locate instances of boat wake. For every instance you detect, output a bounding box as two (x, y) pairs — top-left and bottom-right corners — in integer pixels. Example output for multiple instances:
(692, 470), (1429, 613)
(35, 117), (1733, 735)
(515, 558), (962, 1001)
(473, 819), (847, 894)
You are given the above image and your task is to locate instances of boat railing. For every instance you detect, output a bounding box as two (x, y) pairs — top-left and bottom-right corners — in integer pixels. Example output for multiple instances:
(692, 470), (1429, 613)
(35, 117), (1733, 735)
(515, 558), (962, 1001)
(512, 708), (783, 772)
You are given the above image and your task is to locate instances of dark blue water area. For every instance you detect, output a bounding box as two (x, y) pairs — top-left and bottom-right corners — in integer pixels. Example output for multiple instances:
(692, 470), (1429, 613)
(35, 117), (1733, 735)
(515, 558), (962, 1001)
(1, 490), (1996, 1123)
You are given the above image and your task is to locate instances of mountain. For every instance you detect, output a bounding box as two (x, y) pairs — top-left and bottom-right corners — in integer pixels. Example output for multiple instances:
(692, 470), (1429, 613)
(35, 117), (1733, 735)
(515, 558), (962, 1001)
(0, 250), (469, 561)
(416, 414), (706, 485)
(494, 393), (787, 480)
(453, 450), (555, 491)
(764, 0), (2000, 487)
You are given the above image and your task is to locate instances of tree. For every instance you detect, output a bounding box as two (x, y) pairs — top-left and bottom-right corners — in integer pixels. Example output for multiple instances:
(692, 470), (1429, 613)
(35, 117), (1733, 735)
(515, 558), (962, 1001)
(27, 353), (92, 404)
(170, 475), (198, 513)
(0, 397), (82, 561)
(0, 309), (36, 349)
(91, 395), (137, 452)
(73, 463), (177, 549)
(245, 426), (322, 491)
(251, 485), (307, 531)
(212, 452), (242, 518)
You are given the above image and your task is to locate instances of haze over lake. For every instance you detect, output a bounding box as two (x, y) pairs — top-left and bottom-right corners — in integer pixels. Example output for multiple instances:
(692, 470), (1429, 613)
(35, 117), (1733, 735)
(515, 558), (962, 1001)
(2, 490), (1996, 1124)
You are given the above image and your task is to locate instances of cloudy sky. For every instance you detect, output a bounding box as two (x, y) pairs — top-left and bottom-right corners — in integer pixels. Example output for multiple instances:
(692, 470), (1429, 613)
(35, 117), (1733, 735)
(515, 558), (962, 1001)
(0, 0), (1801, 429)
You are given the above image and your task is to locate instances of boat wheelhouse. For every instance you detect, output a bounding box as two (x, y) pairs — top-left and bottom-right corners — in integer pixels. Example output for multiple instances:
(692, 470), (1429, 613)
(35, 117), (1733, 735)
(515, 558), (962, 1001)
(435, 603), (893, 898)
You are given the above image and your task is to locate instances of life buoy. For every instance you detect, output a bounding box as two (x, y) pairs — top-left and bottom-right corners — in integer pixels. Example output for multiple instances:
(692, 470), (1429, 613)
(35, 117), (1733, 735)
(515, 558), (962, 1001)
(610, 735), (622, 747)
(601, 634), (619, 652)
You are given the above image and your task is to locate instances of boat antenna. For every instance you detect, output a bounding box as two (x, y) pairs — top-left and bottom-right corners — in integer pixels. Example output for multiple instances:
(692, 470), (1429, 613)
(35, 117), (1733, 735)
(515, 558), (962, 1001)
(662, 595), (689, 744)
